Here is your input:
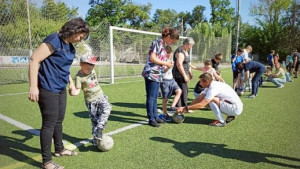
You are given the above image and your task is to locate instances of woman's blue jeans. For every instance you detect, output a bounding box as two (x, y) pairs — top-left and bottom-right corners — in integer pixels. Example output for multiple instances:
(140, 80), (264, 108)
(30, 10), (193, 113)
(144, 78), (159, 123)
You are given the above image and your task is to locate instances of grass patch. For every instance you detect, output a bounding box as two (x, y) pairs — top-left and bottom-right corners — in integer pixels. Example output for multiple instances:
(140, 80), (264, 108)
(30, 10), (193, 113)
(0, 67), (300, 169)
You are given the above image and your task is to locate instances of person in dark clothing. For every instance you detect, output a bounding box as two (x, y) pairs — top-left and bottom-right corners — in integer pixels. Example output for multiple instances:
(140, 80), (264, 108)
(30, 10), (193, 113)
(236, 61), (266, 98)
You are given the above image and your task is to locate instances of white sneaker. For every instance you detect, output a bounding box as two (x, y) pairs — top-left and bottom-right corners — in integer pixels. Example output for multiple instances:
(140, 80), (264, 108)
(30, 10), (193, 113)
(188, 110), (194, 113)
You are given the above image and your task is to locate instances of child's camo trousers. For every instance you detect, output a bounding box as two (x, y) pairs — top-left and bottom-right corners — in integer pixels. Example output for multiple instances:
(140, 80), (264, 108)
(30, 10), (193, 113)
(86, 95), (111, 138)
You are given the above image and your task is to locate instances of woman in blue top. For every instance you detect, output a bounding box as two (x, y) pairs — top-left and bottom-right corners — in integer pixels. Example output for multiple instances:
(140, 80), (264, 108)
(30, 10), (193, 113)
(28, 18), (89, 169)
(142, 27), (179, 127)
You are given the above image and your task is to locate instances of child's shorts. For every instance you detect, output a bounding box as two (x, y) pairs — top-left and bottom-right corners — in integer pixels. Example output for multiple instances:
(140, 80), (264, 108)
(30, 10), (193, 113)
(160, 79), (180, 99)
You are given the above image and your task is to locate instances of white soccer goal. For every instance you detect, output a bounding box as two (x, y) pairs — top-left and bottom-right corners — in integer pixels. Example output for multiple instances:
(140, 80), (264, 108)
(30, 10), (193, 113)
(109, 26), (191, 84)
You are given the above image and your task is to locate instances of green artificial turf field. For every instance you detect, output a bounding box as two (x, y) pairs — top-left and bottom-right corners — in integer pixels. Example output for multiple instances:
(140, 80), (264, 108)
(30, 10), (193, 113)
(0, 67), (299, 169)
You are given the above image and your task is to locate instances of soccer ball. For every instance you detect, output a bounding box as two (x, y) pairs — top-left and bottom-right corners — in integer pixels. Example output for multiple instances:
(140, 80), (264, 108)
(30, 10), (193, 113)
(172, 112), (185, 123)
(97, 135), (114, 152)
(236, 89), (244, 96)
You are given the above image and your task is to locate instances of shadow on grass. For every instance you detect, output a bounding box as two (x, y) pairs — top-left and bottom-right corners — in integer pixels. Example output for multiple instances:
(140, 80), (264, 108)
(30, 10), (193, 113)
(111, 102), (145, 109)
(73, 110), (147, 124)
(0, 130), (41, 168)
(260, 85), (277, 88)
(150, 137), (300, 168)
(182, 116), (213, 125)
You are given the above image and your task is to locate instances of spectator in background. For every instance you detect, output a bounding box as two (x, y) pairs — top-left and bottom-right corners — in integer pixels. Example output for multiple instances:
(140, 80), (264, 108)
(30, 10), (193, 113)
(211, 53), (223, 75)
(286, 54), (294, 74)
(191, 59), (225, 98)
(292, 49), (300, 78)
(274, 53), (280, 65)
(142, 27), (179, 127)
(267, 50), (275, 71)
(28, 18), (89, 169)
(265, 62), (286, 88)
(241, 45), (253, 63)
(231, 48), (244, 90)
(240, 45), (253, 91)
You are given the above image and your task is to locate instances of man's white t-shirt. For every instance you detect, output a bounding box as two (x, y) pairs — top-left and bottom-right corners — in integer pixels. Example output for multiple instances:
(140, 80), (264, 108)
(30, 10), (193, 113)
(202, 81), (243, 107)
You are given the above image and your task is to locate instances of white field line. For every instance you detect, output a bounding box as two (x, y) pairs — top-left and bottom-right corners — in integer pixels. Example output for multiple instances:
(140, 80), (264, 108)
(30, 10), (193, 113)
(0, 113), (148, 150)
(0, 92), (28, 97)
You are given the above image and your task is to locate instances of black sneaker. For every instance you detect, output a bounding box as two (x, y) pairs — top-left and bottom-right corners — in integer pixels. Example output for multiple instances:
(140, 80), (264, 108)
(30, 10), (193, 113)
(156, 118), (165, 124)
(149, 121), (160, 127)
(226, 116), (236, 123)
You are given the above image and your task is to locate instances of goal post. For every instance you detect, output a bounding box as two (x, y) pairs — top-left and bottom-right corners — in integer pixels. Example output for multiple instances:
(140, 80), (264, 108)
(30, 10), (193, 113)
(109, 26), (191, 84)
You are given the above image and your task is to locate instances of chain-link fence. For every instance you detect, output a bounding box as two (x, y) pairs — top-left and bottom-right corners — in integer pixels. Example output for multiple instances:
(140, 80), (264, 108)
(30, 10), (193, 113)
(0, 0), (231, 85)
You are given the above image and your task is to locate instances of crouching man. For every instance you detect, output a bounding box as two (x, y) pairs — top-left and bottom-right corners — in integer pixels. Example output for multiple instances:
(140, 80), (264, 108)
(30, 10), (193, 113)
(177, 73), (243, 127)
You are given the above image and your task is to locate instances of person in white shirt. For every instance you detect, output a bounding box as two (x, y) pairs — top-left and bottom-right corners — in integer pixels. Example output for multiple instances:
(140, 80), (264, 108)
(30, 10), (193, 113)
(177, 73), (243, 127)
(241, 45), (252, 63)
(240, 45), (253, 91)
(159, 46), (182, 122)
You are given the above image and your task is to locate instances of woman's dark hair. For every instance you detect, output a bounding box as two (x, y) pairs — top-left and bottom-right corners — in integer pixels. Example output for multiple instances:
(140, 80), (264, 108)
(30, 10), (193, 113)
(161, 27), (179, 40)
(59, 17), (89, 39)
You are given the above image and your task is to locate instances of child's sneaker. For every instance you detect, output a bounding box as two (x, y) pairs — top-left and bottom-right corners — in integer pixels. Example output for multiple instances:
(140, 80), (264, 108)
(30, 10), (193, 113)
(158, 114), (164, 120)
(167, 107), (177, 114)
(209, 120), (226, 127)
(162, 114), (171, 122)
(91, 138), (98, 146)
(95, 129), (103, 140)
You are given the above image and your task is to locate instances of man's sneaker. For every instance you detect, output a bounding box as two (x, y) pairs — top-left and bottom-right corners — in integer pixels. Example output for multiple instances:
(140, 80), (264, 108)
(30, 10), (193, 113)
(162, 114), (171, 122)
(248, 94), (256, 98)
(149, 121), (160, 127)
(167, 107), (177, 114)
(226, 116), (236, 123)
(209, 120), (226, 127)
(278, 85), (284, 88)
(156, 118), (165, 124)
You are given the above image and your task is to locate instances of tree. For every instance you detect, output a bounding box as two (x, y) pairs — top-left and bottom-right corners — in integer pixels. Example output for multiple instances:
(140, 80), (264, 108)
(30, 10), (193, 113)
(248, 0), (294, 60)
(210, 0), (235, 29)
(152, 9), (178, 28)
(122, 2), (151, 28)
(86, 0), (151, 28)
(41, 0), (78, 22)
(188, 5), (207, 28)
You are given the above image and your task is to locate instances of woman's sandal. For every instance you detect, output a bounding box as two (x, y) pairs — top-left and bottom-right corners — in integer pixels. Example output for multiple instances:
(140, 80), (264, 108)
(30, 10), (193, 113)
(54, 149), (78, 157)
(42, 160), (64, 169)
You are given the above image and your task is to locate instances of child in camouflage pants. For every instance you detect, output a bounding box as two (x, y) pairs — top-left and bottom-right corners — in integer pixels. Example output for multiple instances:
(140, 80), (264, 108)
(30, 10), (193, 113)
(70, 54), (111, 146)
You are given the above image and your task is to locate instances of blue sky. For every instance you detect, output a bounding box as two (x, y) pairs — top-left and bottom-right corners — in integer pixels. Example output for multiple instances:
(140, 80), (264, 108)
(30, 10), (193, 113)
(64, 0), (258, 25)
